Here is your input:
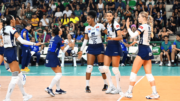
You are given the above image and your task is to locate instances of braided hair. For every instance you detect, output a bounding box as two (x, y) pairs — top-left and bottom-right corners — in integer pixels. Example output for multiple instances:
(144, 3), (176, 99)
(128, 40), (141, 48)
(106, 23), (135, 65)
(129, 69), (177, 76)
(107, 10), (115, 32)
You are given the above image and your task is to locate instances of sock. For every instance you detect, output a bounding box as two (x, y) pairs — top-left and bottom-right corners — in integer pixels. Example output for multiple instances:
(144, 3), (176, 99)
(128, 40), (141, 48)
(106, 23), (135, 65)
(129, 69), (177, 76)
(73, 57), (77, 66)
(105, 68), (113, 87)
(113, 67), (121, 90)
(86, 80), (89, 86)
(169, 61), (171, 63)
(152, 86), (157, 94)
(49, 73), (62, 89)
(5, 62), (10, 71)
(104, 79), (107, 85)
(61, 52), (65, 66)
(160, 61), (162, 63)
(18, 78), (27, 96)
(56, 79), (60, 90)
(172, 60), (174, 62)
(5, 76), (19, 99)
(128, 85), (133, 93)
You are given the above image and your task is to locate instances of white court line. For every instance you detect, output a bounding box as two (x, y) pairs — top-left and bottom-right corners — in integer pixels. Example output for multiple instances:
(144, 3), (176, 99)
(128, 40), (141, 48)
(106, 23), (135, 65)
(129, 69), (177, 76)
(117, 76), (145, 101)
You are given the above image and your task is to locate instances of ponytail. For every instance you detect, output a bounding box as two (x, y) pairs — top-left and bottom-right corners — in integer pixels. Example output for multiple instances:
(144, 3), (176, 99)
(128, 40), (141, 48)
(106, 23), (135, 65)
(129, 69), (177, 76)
(112, 17), (115, 32)
(147, 15), (154, 38)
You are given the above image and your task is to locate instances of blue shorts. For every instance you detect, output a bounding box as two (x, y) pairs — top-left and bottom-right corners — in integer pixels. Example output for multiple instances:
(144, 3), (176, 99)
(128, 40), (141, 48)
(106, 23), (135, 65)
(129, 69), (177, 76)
(87, 43), (104, 55)
(137, 45), (154, 60)
(67, 50), (72, 56)
(4, 47), (18, 63)
(105, 41), (123, 56)
(0, 46), (4, 55)
(45, 52), (61, 67)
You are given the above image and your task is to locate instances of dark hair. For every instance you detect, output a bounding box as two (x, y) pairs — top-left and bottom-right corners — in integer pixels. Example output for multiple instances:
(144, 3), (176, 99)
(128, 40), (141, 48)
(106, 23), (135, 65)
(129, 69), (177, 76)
(53, 27), (60, 36)
(87, 10), (96, 20)
(1, 15), (14, 35)
(163, 35), (169, 39)
(62, 14), (68, 24)
(177, 34), (180, 37)
(107, 10), (115, 32)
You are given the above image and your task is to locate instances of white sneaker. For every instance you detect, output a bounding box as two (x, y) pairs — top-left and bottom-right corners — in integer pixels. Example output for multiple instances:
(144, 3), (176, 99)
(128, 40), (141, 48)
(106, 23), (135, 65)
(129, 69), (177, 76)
(124, 91), (133, 98)
(36, 63), (39, 66)
(3, 99), (11, 101)
(159, 62), (163, 66)
(167, 62), (171, 67)
(105, 86), (116, 94)
(111, 89), (124, 95)
(6, 68), (11, 72)
(146, 93), (160, 99)
(22, 74), (26, 86)
(23, 94), (32, 101)
(121, 63), (125, 66)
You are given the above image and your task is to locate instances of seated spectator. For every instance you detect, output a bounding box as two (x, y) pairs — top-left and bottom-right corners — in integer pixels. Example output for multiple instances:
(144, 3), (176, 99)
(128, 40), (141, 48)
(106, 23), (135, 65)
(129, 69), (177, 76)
(152, 28), (160, 41)
(49, 0), (56, 12)
(107, 0), (115, 12)
(0, 2), (6, 15)
(68, 22), (75, 36)
(88, 0), (95, 10)
(35, 22), (44, 40)
(169, 16), (176, 32)
(67, 1), (75, 11)
(152, 8), (158, 18)
(61, 14), (70, 25)
(159, 35), (172, 66)
(38, 1), (44, 9)
(156, 12), (163, 25)
(41, 5), (47, 13)
(133, 10), (139, 21)
(74, 5), (82, 18)
(31, 13), (39, 28)
(35, 7), (43, 19)
(40, 14), (49, 27)
(115, 0), (126, 10)
(57, 1), (65, 12)
(70, 13), (80, 25)
(171, 34), (180, 66)
(75, 29), (84, 42)
(25, 7), (33, 20)
(78, 21), (85, 33)
(158, 27), (173, 40)
(124, 5), (132, 19)
(78, 0), (86, 11)
(8, 1), (16, 17)
(47, 7), (53, 23)
(30, 37), (41, 66)
(114, 13), (120, 22)
(156, 0), (165, 8)
(129, 24), (138, 42)
(154, 20), (161, 30)
(103, 4), (109, 14)
(172, 8), (178, 20)
(26, 0), (33, 7)
(173, 0), (180, 11)
(97, 0), (104, 15)
(116, 6), (125, 20)
(146, 0), (155, 8)
(156, 3), (166, 24)
(54, 7), (63, 23)
(15, 16), (23, 33)
(26, 2), (33, 11)
(63, 6), (72, 18)
(136, 4), (143, 14)
(20, 3), (26, 17)
(136, 0), (145, 7)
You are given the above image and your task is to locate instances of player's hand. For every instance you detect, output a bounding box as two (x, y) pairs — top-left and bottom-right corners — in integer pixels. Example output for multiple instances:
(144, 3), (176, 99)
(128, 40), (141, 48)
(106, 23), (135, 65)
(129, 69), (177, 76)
(107, 37), (113, 41)
(35, 42), (42, 46)
(77, 51), (83, 59)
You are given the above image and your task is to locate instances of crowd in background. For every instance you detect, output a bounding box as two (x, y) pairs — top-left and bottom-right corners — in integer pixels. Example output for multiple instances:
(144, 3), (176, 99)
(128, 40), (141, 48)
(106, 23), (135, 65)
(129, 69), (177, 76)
(0, 0), (180, 66)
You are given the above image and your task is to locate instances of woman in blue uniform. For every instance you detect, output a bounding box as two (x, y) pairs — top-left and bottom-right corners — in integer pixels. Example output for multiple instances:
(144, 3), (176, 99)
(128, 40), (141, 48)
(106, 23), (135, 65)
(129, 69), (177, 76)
(124, 11), (160, 99)
(0, 15), (41, 101)
(103, 11), (124, 95)
(78, 10), (108, 93)
(45, 27), (73, 97)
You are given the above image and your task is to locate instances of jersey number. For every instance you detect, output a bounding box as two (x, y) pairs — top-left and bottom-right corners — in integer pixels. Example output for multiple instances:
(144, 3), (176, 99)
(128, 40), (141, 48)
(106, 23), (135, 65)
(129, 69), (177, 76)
(148, 27), (151, 42)
(91, 32), (97, 44)
(49, 42), (53, 48)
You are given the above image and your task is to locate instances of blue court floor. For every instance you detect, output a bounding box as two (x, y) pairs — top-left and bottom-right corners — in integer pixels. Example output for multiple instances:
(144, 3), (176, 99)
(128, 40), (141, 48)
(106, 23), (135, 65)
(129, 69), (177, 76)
(0, 64), (180, 76)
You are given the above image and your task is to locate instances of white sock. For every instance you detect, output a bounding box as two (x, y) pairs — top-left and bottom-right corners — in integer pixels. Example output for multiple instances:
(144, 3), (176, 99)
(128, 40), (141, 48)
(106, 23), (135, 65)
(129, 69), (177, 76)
(169, 61), (171, 64)
(128, 85), (133, 93)
(61, 52), (65, 66)
(49, 73), (62, 89)
(86, 80), (89, 86)
(18, 78), (27, 96)
(18, 72), (23, 81)
(5, 76), (19, 99)
(73, 57), (77, 66)
(113, 67), (121, 90)
(105, 68), (113, 87)
(4, 62), (10, 71)
(56, 79), (60, 90)
(104, 79), (108, 85)
(152, 86), (157, 94)
(160, 61), (162, 63)
(172, 60), (174, 62)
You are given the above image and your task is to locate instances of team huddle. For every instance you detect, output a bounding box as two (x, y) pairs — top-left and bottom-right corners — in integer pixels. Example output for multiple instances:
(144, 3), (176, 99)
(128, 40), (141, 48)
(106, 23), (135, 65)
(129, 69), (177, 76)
(0, 10), (160, 101)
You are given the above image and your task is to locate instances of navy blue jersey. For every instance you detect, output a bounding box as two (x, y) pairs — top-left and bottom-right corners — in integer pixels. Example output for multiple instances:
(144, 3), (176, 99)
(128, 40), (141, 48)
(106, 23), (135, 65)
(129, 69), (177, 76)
(21, 28), (30, 47)
(30, 42), (40, 53)
(48, 35), (64, 55)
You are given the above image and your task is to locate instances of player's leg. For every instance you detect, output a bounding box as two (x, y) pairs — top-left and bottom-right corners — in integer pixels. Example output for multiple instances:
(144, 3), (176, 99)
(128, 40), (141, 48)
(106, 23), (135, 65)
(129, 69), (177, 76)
(25, 50), (31, 71)
(71, 49), (77, 67)
(165, 52), (171, 66)
(85, 53), (96, 93)
(121, 51), (127, 66)
(97, 54), (108, 91)
(0, 55), (4, 64)
(103, 55), (115, 94)
(143, 60), (160, 99)
(171, 49), (177, 66)
(159, 52), (163, 66)
(111, 56), (123, 95)
(45, 65), (62, 97)
(125, 56), (144, 98)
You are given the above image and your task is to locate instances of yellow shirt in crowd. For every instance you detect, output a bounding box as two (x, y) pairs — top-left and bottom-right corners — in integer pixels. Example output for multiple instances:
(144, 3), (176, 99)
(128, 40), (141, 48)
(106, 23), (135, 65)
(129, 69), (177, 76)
(61, 18), (70, 25)
(31, 18), (39, 27)
(70, 17), (79, 24)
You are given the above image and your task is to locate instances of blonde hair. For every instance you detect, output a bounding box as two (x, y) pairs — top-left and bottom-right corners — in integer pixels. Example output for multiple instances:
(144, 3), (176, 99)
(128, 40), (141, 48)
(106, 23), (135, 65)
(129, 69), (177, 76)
(140, 11), (154, 38)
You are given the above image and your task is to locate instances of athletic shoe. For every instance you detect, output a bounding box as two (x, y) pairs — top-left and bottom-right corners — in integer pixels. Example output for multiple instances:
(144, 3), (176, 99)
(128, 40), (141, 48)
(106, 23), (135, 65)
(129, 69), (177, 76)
(36, 63), (39, 66)
(22, 74), (26, 86)
(111, 89), (123, 95)
(25, 67), (30, 72)
(124, 91), (133, 98)
(86, 86), (91, 93)
(6, 67), (11, 72)
(55, 89), (66, 94)
(45, 87), (55, 97)
(61, 63), (64, 67)
(23, 94), (32, 101)
(121, 63), (125, 66)
(102, 84), (108, 91)
(3, 99), (11, 101)
(159, 62), (163, 66)
(171, 62), (174, 67)
(167, 62), (171, 67)
(21, 69), (26, 72)
(146, 93), (160, 99)
(105, 86), (116, 94)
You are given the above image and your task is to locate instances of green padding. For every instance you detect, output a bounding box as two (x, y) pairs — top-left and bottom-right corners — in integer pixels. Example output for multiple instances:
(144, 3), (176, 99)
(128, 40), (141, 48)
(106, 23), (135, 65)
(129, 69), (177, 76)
(83, 22), (89, 26)
(63, 2), (69, 7)
(55, 2), (58, 6)
(129, 1), (136, 6)
(152, 47), (161, 55)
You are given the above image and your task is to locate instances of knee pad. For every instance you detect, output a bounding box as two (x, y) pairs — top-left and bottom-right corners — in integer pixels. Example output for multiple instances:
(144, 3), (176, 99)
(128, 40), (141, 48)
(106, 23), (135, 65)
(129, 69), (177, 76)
(103, 66), (109, 73)
(11, 71), (19, 85)
(98, 63), (104, 73)
(146, 74), (154, 82)
(54, 73), (62, 81)
(130, 72), (137, 82)
(86, 65), (93, 73)
(112, 67), (120, 75)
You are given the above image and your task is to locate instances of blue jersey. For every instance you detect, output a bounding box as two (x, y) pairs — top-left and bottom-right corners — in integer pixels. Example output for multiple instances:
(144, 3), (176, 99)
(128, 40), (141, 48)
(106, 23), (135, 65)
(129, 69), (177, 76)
(30, 42), (39, 52)
(48, 35), (64, 56)
(21, 28), (30, 47)
(120, 39), (128, 52)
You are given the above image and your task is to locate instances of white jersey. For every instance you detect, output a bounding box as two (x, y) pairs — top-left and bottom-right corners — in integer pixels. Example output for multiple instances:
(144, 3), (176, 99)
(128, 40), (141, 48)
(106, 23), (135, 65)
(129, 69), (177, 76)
(107, 21), (121, 38)
(85, 23), (105, 44)
(64, 39), (74, 50)
(137, 24), (151, 45)
(0, 26), (17, 48)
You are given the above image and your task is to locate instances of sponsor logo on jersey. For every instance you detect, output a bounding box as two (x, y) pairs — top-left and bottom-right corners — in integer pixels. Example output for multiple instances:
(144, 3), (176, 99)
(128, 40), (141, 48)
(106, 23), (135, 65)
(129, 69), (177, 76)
(88, 28), (91, 33)
(88, 28), (91, 30)
(12, 28), (15, 30)
(116, 25), (120, 28)
(139, 26), (143, 29)
(96, 26), (99, 28)
(149, 52), (152, 56)
(62, 41), (64, 43)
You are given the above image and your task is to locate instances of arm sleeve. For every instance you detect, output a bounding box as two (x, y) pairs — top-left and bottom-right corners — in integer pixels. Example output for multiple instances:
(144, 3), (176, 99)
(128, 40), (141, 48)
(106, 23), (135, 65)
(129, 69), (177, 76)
(80, 39), (88, 51)
(17, 36), (35, 46)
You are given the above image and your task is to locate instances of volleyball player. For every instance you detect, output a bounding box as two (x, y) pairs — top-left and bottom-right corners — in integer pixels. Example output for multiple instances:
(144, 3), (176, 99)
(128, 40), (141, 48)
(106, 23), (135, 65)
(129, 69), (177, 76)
(0, 15), (41, 101)
(78, 10), (108, 93)
(20, 24), (32, 72)
(45, 27), (72, 97)
(102, 11), (123, 95)
(124, 11), (160, 99)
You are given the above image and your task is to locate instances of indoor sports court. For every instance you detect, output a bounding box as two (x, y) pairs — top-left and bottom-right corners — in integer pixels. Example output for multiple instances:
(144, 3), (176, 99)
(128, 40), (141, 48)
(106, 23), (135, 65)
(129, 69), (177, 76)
(0, 64), (179, 101)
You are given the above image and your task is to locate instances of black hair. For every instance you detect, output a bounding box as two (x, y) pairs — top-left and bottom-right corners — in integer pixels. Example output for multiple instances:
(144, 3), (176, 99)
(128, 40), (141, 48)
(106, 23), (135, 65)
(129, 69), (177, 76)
(1, 15), (13, 35)
(177, 34), (180, 37)
(163, 35), (169, 39)
(24, 23), (31, 27)
(62, 14), (68, 25)
(53, 27), (60, 36)
(87, 10), (96, 20)
(107, 10), (115, 32)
